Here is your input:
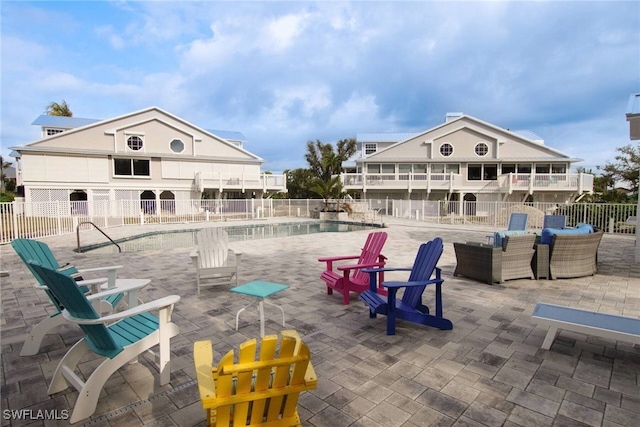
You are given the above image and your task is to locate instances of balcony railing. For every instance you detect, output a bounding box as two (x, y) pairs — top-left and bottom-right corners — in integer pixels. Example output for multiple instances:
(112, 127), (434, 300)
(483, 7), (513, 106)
(338, 172), (593, 194)
(196, 172), (287, 193)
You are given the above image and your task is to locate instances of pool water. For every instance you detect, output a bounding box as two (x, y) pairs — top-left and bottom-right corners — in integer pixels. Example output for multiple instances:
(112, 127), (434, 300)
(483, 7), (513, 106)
(81, 221), (381, 254)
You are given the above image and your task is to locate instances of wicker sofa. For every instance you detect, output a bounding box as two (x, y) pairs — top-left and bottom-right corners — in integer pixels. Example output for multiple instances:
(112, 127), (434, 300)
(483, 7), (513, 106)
(538, 229), (604, 279)
(453, 234), (536, 284)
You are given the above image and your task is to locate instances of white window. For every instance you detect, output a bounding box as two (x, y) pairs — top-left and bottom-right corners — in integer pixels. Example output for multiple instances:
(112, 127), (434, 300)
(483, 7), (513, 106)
(46, 128), (64, 136)
(475, 142), (489, 156)
(170, 139), (185, 153)
(364, 143), (377, 155)
(440, 143), (453, 157)
(399, 164), (412, 173)
(431, 164), (445, 173)
(367, 164), (381, 173)
(431, 163), (460, 174)
(446, 164), (460, 174)
(127, 135), (144, 151)
(413, 164), (428, 173)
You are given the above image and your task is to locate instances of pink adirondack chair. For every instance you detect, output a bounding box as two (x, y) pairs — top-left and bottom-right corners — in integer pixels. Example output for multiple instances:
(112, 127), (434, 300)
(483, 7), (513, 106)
(318, 231), (388, 305)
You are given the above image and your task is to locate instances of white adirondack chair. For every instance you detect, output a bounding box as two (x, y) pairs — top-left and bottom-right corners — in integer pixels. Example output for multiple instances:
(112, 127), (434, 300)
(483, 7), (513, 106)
(190, 227), (242, 295)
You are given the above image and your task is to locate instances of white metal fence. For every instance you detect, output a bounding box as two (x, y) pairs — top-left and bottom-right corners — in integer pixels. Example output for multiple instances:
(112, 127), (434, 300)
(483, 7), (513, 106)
(0, 198), (637, 245)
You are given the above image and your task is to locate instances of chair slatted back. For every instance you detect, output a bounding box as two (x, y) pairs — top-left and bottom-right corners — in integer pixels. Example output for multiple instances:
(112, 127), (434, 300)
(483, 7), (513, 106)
(197, 228), (230, 269)
(11, 239), (85, 311)
(402, 238), (444, 309)
(543, 215), (566, 229)
(197, 334), (315, 426)
(508, 213), (528, 231)
(351, 231), (388, 285)
(27, 262), (122, 358)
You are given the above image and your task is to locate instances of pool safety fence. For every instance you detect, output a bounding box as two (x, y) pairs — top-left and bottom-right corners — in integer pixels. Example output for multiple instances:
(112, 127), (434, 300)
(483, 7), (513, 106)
(0, 198), (637, 244)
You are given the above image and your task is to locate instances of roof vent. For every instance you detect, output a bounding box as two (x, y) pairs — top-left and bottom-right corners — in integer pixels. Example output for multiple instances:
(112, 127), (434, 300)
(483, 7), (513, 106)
(445, 112), (463, 122)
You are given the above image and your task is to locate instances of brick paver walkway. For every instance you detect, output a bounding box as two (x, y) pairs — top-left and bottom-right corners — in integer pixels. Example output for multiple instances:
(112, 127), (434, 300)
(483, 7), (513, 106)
(1, 217), (638, 426)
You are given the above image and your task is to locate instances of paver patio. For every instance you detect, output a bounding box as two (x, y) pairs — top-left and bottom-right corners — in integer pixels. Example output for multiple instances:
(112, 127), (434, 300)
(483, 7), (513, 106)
(1, 217), (639, 426)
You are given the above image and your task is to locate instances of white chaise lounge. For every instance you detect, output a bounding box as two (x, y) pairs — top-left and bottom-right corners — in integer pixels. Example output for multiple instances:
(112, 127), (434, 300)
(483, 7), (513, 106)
(532, 303), (640, 350)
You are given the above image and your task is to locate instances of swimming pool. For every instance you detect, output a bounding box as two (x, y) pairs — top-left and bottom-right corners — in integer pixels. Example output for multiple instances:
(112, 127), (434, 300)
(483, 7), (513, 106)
(80, 221), (382, 254)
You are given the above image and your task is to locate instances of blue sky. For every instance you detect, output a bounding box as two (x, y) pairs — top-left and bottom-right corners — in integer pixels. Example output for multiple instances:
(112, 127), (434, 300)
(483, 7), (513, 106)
(1, 0), (638, 173)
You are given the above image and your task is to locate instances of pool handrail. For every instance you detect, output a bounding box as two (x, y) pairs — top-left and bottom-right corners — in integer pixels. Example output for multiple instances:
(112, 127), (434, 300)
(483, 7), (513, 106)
(77, 221), (122, 253)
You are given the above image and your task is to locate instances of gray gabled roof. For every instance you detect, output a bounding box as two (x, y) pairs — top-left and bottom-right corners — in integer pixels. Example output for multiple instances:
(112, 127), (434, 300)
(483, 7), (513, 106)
(206, 129), (248, 142)
(512, 130), (544, 143)
(31, 114), (248, 144)
(356, 132), (420, 143)
(31, 115), (100, 128)
(626, 93), (640, 117)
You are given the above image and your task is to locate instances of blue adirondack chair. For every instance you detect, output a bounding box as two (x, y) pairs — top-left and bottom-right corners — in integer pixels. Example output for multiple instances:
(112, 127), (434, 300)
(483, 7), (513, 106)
(27, 261), (180, 424)
(359, 238), (453, 335)
(11, 238), (144, 356)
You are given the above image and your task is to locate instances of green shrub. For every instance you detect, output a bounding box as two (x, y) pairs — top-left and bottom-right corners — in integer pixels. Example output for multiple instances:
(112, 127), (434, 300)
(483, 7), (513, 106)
(0, 192), (14, 202)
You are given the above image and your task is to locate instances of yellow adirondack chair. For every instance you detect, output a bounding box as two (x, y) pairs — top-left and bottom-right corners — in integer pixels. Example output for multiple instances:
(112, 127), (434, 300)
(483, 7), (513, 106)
(194, 330), (317, 426)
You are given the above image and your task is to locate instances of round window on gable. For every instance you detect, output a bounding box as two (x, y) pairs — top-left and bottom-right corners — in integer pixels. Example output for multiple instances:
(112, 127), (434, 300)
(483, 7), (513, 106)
(127, 135), (143, 151)
(475, 142), (489, 156)
(440, 143), (453, 157)
(170, 139), (185, 153)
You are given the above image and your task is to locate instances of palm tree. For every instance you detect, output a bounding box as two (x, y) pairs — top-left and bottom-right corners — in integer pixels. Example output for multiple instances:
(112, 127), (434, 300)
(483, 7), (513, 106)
(310, 176), (344, 211)
(0, 156), (12, 192)
(45, 100), (73, 117)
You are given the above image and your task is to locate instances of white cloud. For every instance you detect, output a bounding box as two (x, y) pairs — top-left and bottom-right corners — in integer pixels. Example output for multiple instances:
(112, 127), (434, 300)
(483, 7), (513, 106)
(262, 13), (309, 52)
(2, 0), (638, 174)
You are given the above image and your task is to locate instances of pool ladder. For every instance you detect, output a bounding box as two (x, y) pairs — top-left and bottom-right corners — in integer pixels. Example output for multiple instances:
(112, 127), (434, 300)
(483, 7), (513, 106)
(76, 221), (122, 253)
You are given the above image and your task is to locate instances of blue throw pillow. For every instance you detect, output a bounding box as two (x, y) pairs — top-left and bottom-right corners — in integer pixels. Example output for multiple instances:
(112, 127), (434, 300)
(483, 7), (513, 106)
(493, 230), (529, 247)
(540, 224), (593, 245)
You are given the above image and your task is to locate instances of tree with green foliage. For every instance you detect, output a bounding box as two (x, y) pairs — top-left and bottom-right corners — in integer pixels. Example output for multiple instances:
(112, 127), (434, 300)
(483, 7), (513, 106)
(1, 156), (12, 192)
(305, 138), (356, 181)
(575, 167), (622, 202)
(598, 143), (640, 201)
(283, 168), (316, 199)
(309, 176), (344, 211)
(45, 100), (73, 117)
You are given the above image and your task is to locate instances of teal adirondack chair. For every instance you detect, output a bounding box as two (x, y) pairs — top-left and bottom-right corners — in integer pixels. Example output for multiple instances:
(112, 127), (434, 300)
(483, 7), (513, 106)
(28, 261), (180, 424)
(359, 238), (453, 335)
(11, 238), (146, 356)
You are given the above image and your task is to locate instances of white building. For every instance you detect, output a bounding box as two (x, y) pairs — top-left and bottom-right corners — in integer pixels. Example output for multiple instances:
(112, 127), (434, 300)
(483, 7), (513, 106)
(341, 113), (594, 204)
(10, 107), (287, 213)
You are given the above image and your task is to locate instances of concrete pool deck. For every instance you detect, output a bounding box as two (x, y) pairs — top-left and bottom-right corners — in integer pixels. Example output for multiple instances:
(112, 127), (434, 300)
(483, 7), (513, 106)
(1, 217), (639, 426)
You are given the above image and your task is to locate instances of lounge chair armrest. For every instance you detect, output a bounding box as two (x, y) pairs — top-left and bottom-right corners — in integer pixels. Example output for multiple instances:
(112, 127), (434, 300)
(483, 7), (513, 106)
(383, 278), (444, 289)
(62, 295), (181, 324)
(85, 280), (151, 301)
(77, 265), (123, 273)
(337, 261), (386, 271)
(318, 255), (360, 262)
(362, 267), (412, 273)
(75, 277), (109, 287)
(77, 265), (122, 288)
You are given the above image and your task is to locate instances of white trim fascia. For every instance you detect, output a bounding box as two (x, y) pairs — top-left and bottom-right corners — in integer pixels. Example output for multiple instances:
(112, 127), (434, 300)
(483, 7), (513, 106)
(354, 156), (582, 164)
(8, 145), (265, 164)
(21, 106), (263, 162)
(366, 114), (575, 160)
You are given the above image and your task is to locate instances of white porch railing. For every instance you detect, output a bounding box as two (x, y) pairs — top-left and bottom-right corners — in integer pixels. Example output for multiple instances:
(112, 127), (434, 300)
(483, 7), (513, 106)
(339, 172), (593, 194)
(196, 172), (287, 193)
